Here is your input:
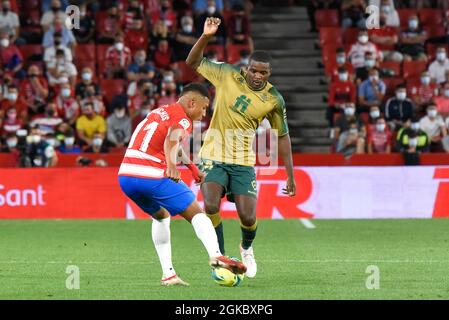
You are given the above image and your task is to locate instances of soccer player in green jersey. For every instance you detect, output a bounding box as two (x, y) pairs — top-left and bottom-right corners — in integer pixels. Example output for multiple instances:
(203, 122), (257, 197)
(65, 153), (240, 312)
(186, 17), (296, 278)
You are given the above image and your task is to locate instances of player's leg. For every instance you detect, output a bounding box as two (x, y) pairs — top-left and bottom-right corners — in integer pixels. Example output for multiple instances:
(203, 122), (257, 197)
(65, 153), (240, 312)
(201, 182), (226, 254)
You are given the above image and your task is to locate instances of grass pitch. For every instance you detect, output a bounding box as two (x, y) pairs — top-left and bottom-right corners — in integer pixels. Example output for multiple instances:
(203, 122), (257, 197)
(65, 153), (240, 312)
(1, 219), (449, 299)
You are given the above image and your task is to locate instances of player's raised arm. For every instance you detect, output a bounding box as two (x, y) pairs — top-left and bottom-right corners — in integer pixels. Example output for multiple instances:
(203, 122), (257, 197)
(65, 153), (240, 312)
(186, 17), (221, 70)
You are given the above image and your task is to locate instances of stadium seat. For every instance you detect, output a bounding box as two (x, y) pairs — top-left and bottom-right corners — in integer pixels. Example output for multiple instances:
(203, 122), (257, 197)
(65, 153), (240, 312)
(314, 9), (340, 28)
(95, 11), (109, 34)
(96, 44), (110, 77)
(423, 25), (446, 39)
(321, 44), (338, 70)
(125, 30), (149, 54)
(18, 0), (40, 11)
(380, 61), (402, 78)
(227, 44), (251, 64)
(99, 79), (126, 105)
(75, 44), (96, 63)
(383, 77), (405, 97)
(18, 44), (43, 62)
(419, 9), (444, 26)
(402, 60), (428, 79)
(342, 28), (359, 45)
(177, 61), (202, 84)
(319, 27), (343, 47)
(397, 9), (418, 28)
(205, 45), (226, 62)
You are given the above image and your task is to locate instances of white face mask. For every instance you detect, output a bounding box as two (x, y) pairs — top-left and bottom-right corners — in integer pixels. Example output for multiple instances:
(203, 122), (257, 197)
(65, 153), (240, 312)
(7, 92), (17, 102)
(344, 107), (355, 116)
(163, 75), (174, 82)
(349, 128), (358, 135)
(444, 89), (449, 97)
(381, 5), (391, 13)
(338, 73), (348, 81)
(82, 72), (92, 81)
(64, 137), (75, 146)
(336, 56), (346, 64)
(370, 110), (380, 119)
(0, 38), (9, 47)
(115, 109), (126, 118)
(115, 42), (124, 51)
(31, 135), (41, 144)
(396, 91), (407, 100)
(409, 138), (418, 147)
(427, 109), (438, 118)
(240, 58), (249, 65)
(411, 123), (420, 131)
(365, 59), (375, 68)
(376, 123), (386, 132)
(437, 52), (447, 61)
(6, 139), (17, 148)
(46, 138), (57, 147)
(421, 76), (431, 85)
(207, 6), (216, 14)
(93, 138), (103, 147)
(369, 75), (379, 82)
(409, 20), (418, 29)
(59, 77), (69, 84)
(183, 24), (193, 33)
(358, 35), (369, 44)
(61, 88), (71, 97)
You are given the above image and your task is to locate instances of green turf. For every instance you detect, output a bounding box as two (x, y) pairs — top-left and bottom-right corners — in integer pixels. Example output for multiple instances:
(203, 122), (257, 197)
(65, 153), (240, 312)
(1, 219), (449, 299)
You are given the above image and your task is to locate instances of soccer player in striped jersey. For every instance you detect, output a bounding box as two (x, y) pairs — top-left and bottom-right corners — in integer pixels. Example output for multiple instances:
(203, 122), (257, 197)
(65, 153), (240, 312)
(118, 83), (246, 286)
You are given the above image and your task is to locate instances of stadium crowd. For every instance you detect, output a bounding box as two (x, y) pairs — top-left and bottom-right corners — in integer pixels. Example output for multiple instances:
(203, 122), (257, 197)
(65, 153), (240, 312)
(0, 0), (253, 167)
(312, 0), (449, 157)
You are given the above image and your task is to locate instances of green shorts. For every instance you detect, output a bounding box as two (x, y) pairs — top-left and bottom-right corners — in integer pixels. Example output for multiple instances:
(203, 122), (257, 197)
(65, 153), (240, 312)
(199, 159), (257, 203)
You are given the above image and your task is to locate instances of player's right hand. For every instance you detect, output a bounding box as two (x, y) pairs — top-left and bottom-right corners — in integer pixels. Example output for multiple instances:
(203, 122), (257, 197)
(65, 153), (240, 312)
(166, 165), (181, 183)
(203, 17), (221, 36)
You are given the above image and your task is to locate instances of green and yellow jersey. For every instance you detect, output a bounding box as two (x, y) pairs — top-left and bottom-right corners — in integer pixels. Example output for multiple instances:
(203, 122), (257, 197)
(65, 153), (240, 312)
(196, 58), (289, 166)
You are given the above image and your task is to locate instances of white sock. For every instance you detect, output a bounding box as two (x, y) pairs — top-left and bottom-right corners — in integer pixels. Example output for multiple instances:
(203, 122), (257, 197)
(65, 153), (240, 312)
(191, 213), (222, 258)
(151, 217), (176, 279)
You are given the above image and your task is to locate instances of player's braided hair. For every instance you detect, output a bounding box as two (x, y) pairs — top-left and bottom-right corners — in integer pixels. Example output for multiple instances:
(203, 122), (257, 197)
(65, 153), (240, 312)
(181, 83), (211, 100)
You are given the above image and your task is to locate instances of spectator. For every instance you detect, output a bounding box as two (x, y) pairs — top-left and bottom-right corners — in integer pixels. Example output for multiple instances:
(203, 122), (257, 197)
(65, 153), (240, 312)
(44, 31), (73, 64)
(42, 16), (77, 50)
(334, 103), (366, 142)
(367, 117), (392, 154)
(132, 98), (156, 129)
(195, 0), (227, 45)
(76, 102), (106, 148)
(443, 116), (449, 152)
(1, 131), (18, 153)
(0, 31), (23, 79)
(29, 102), (64, 135)
(428, 46), (449, 85)
(234, 49), (250, 69)
(46, 48), (77, 87)
(419, 103), (447, 152)
(348, 29), (383, 70)
(355, 51), (378, 84)
(73, 3), (95, 44)
(434, 81), (449, 116)
(106, 104), (132, 149)
(173, 15), (199, 61)
(42, 0), (68, 13)
(150, 0), (177, 32)
(193, 0), (224, 15)
(384, 84), (415, 131)
(0, 84), (26, 121)
(80, 86), (105, 117)
(129, 79), (156, 119)
(85, 132), (109, 153)
(151, 39), (177, 71)
(157, 70), (179, 106)
(327, 67), (357, 128)
(124, 0), (144, 31)
(306, 0), (340, 32)
(19, 65), (49, 117)
(0, 0), (20, 43)
(127, 49), (153, 81)
(367, 105), (381, 126)
(409, 71), (439, 113)
(399, 15), (427, 62)
(75, 67), (100, 100)
(1, 106), (23, 140)
(358, 68), (386, 112)
(54, 82), (79, 126)
(329, 47), (355, 83)
(397, 117), (430, 153)
(127, 65), (156, 98)
(336, 119), (366, 156)
(58, 128), (81, 154)
(150, 19), (170, 45)
(41, 0), (68, 33)
(341, 0), (366, 30)
(378, 0), (399, 28)
(368, 12), (403, 62)
(104, 33), (132, 79)
(97, 4), (123, 44)
(227, 4), (253, 52)
(21, 126), (58, 167)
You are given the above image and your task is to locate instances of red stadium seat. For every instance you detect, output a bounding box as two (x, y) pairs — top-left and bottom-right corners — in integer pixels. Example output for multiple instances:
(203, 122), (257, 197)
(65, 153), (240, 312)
(227, 44), (251, 64)
(319, 27), (343, 47)
(314, 10), (340, 28)
(18, 44), (43, 62)
(402, 60), (428, 79)
(18, 0), (40, 11)
(380, 61), (402, 77)
(177, 61), (202, 84)
(397, 9), (418, 28)
(75, 44), (96, 63)
(342, 28), (359, 45)
(95, 11), (109, 34)
(321, 44), (339, 69)
(419, 9), (444, 26)
(99, 79), (126, 105)
(424, 25), (446, 39)
(383, 77), (405, 97)
(205, 45), (226, 62)
(125, 30), (149, 54)
(96, 44), (110, 77)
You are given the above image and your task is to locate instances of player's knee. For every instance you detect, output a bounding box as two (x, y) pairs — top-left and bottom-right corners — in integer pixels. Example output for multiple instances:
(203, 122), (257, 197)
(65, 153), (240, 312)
(204, 200), (221, 215)
(241, 216), (257, 228)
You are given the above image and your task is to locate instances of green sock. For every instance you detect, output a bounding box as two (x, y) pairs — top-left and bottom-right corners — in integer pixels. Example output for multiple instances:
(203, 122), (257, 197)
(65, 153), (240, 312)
(215, 222), (225, 255)
(241, 225), (257, 250)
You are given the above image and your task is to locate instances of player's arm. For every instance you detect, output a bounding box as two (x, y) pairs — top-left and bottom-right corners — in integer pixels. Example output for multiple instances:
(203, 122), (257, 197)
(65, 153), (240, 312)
(178, 147), (206, 184)
(164, 125), (184, 182)
(278, 134), (296, 196)
(186, 17), (221, 70)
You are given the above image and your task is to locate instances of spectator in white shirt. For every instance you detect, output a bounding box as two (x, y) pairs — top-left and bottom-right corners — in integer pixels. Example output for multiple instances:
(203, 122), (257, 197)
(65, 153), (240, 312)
(46, 48), (77, 87)
(348, 29), (383, 69)
(376, 0), (399, 27)
(419, 103), (447, 152)
(0, 0), (19, 43)
(428, 46), (449, 85)
(43, 31), (72, 64)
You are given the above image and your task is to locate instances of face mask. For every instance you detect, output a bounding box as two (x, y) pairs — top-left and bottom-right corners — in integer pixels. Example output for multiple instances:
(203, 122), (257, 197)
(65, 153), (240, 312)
(207, 6), (216, 14)
(349, 128), (358, 135)
(31, 135), (41, 144)
(64, 137), (75, 146)
(6, 139), (17, 148)
(427, 110), (437, 118)
(370, 110), (380, 119)
(115, 109), (125, 118)
(61, 88), (71, 97)
(409, 138), (418, 147)
(240, 58), (249, 65)
(411, 123), (420, 131)
(409, 19), (419, 29)
(46, 138), (56, 147)
(7, 92), (17, 102)
(82, 72), (92, 81)
(7, 111), (16, 120)
(338, 73), (348, 81)
(141, 109), (150, 117)
(358, 35), (369, 44)
(365, 59), (375, 68)
(115, 42), (124, 51)
(336, 56), (346, 64)
(57, 57), (65, 64)
(163, 75), (174, 82)
(437, 52), (446, 62)
(59, 77), (69, 84)
(396, 91), (406, 100)
(183, 25), (193, 33)
(444, 89), (449, 97)
(93, 138), (103, 147)
(135, 56), (145, 64)
(0, 38), (9, 47)
(381, 6), (390, 13)
(376, 123), (386, 132)
(421, 76), (431, 85)
(369, 75), (379, 82)
(344, 107), (355, 116)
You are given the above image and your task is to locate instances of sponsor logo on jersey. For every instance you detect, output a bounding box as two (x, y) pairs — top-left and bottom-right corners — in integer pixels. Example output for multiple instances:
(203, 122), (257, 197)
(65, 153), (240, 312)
(178, 118), (191, 130)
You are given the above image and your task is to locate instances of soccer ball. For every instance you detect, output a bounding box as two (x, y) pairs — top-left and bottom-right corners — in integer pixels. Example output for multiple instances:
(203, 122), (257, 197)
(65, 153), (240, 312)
(211, 267), (244, 287)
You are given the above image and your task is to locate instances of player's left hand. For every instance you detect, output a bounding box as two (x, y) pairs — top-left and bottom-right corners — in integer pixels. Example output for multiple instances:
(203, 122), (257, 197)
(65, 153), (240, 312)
(195, 170), (207, 185)
(282, 178), (296, 197)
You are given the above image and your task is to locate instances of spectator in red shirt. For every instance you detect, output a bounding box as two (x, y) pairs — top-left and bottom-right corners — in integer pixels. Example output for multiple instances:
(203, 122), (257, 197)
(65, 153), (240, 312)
(124, 0), (144, 31)
(1, 106), (22, 140)
(97, 4), (124, 44)
(157, 70), (179, 107)
(128, 79), (155, 120)
(150, 0), (177, 33)
(227, 4), (253, 52)
(328, 47), (355, 83)
(30, 102), (64, 135)
(19, 65), (49, 117)
(369, 12), (403, 62)
(104, 33), (132, 79)
(131, 98), (156, 129)
(434, 81), (449, 117)
(409, 71), (439, 113)
(327, 67), (356, 127)
(152, 39), (177, 71)
(0, 31), (23, 79)
(54, 82), (79, 126)
(367, 117), (392, 154)
(0, 84), (27, 121)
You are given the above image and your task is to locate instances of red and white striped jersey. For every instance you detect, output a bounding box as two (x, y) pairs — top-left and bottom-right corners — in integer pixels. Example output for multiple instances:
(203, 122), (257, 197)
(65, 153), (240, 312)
(118, 103), (192, 179)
